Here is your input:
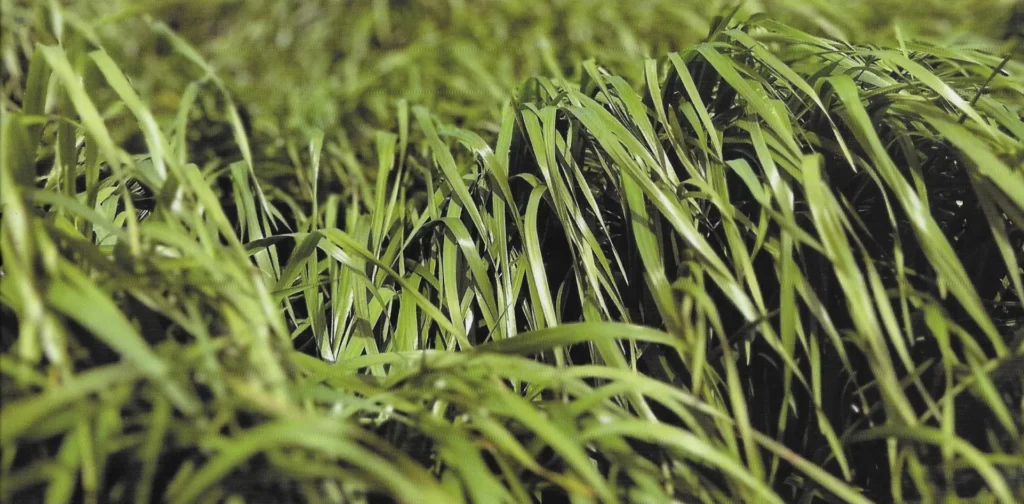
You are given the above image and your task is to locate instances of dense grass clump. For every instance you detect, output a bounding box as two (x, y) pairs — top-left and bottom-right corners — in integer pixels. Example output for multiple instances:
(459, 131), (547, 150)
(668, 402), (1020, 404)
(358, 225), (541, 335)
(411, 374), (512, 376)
(2, 2), (1024, 503)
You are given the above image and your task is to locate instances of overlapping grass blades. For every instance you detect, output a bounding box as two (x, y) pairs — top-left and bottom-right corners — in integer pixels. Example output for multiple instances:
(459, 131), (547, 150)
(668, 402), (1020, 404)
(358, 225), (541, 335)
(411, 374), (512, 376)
(2, 6), (1024, 504)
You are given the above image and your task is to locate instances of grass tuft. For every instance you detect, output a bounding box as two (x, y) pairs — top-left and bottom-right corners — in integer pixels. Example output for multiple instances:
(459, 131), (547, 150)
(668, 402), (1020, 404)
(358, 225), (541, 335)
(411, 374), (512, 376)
(2, 1), (1023, 503)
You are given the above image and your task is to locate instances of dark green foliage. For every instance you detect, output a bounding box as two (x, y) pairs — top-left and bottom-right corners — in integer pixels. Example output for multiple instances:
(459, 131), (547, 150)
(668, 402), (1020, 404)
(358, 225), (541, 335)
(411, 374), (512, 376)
(1, 1), (1023, 503)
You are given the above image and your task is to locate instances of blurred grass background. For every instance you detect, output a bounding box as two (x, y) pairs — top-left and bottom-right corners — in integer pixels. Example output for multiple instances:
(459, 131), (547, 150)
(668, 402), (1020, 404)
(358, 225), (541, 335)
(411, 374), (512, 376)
(5, 0), (1022, 141)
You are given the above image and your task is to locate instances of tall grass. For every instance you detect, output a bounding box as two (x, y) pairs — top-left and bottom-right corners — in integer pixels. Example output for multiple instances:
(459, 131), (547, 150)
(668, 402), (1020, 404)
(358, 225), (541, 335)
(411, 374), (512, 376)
(2, 2), (1023, 503)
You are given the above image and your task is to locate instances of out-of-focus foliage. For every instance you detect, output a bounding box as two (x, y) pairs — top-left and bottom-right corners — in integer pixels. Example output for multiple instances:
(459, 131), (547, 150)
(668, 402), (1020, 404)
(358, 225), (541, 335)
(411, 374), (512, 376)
(5, 0), (1022, 139)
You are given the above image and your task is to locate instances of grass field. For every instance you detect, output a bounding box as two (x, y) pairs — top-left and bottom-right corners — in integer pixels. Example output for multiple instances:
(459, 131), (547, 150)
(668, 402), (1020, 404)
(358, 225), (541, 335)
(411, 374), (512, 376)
(2, 1), (1023, 503)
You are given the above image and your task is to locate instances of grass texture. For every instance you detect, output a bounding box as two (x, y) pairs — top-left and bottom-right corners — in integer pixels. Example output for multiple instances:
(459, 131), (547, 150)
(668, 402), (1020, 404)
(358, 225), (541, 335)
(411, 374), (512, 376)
(2, 1), (1024, 503)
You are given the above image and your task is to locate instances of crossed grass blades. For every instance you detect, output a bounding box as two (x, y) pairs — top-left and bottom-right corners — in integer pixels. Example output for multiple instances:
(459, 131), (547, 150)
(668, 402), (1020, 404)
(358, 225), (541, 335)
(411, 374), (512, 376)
(2, 5), (1024, 504)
